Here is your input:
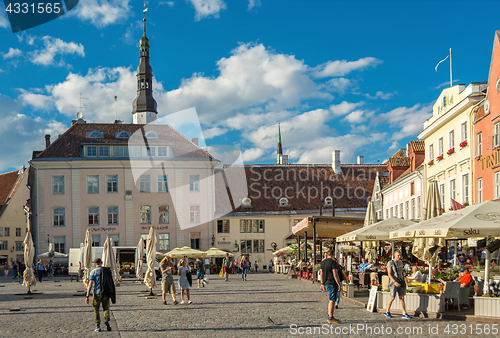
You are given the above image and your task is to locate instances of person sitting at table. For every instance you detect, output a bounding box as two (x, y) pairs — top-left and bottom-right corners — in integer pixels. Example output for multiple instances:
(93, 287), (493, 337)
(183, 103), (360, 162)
(358, 258), (369, 272)
(491, 259), (497, 268)
(365, 259), (374, 271)
(377, 265), (388, 284)
(455, 266), (473, 288)
(406, 265), (423, 283)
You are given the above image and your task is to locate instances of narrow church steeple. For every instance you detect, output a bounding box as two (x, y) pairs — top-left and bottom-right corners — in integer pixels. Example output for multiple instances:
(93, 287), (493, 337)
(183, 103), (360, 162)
(276, 123), (283, 164)
(132, 9), (157, 124)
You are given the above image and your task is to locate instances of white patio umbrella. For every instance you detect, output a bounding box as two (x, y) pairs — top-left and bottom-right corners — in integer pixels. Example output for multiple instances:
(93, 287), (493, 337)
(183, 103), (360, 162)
(22, 232), (36, 293)
(204, 247), (233, 258)
(103, 236), (122, 283)
(136, 237), (145, 281)
(364, 201), (377, 227)
(165, 246), (206, 259)
(143, 226), (157, 294)
(82, 229), (92, 289)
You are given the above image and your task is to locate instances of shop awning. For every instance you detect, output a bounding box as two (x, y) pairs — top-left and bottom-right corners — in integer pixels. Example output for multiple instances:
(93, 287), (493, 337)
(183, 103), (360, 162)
(292, 216), (364, 238)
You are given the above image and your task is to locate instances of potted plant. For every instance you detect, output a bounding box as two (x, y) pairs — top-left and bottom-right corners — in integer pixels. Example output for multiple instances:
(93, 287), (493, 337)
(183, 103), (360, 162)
(447, 148), (455, 155)
(460, 140), (468, 148)
(428, 159), (434, 166)
(437, 154), (444, 161)
(474, 290), (500, 317)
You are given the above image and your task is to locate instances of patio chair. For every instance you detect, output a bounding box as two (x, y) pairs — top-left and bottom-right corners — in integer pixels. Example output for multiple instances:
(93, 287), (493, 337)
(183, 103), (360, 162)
(422, 274), (428, 283)
(443, 281), (461, 311)
(381, 275), (390, 291)
(459, 286), (470, 308)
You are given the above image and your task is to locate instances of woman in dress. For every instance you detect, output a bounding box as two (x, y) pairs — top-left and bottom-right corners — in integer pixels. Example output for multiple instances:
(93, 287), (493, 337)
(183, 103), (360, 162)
(177, 259), (192, 305)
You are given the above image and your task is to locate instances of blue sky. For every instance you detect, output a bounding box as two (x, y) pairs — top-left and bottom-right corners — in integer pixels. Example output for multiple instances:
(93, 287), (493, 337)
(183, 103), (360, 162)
(1, 0), (499, 173)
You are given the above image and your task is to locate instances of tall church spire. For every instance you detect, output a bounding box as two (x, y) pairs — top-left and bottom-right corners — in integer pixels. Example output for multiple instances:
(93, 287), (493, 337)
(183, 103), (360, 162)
(132, 8), (157, 124)
(276, 123), (283, 164)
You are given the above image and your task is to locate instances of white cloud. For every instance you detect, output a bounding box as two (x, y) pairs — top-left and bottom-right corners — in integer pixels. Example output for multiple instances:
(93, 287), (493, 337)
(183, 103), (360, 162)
(372, 104), (432, 140)
(329, 101), (364, 116)
(0, 11), (8, 28)
(203, 126), (228, 139)
(2, 48), (22, 59)
(324, 77), (355, 93)
(364, 90), (393, 100)
(188, 0), (227, 21)
(122, 20), (144, 45)
(248, 0), (261, 10)
(19, 91), (54, 110)
(29, 36), (84, 66)
(344, 110), (365, 124)
(388, 141), (399, 151)
(312, 57), (382, 78)
(69, 0), (132, 28)
(159, 1), (174, 7)
(242, 148), (265, 162)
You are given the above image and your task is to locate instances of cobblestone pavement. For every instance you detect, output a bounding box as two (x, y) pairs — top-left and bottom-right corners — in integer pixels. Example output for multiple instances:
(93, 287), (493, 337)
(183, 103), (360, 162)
(0, 272), (498, 338)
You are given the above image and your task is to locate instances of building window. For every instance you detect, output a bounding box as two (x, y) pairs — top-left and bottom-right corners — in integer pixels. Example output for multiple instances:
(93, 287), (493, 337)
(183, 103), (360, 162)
(129, 147), (141, 157)
(189, 205), (200, 223)
(405, 201), (409, 219)
(15, 241), (23, 251)
(115, 130), (131, 139)
(0, 228), (3, 236)
(88, 207), (99, 226)
(140, 205), (151, 224)
(190, 232), (200, 250)
(438, 138), (443, 155)
(52, 176), (64, 194)
(476, 133), (482, 157)
(158, 175), (168, 192)
(139, 175), (151, 193)
(15, 228), (21, 237)
(390, 207), (394, 217)
(53, 208), (65, 226)
(462, 174), (469, 204)
(99, 146), (109, 157)
(189, 175), (200, 192)
(449, 179), (456, 203)
(399, 203), (403, 218)
(477, 178), (483, 203)
(109, 234), (119, 246)
(461, 122), (467, 142)
(411, 199), (415, 219)
(429, 144), (434, 161)
(158, 205), (169, 224)
(439, 184), (445, 208)
(253, 239), (265, 253)
(87, 175), (99, 194)
(87, 130), (103, 138)
(53, 236), (66, 254)
(394, 205), (398, 218)
(417, 196), (421, 218)
(92, 235), (100, 247)
(87, 145), (97, 157)
(410, 182), (414, 196)
(449, 130), (455, 150)
(158, 146), (168, 156)
(107, 175), (118, 193)
(0, 241), (7, 250)
(240, 220), (252, 233)
(241, 240), (252, 254)
(145, 146), (156, 157)
(253, 220), (265, 233)
(4, 227), (9, 236)
(158, 233), (170, 251)
(217, 220), (229, 233)
(107, 206), (118, 225)
(114, 146), (129, 157)
(386, 209), (389, 219)
(495, 122), (500, 148)
(145, 131), (158, 139)
(495, 172), (500, 200)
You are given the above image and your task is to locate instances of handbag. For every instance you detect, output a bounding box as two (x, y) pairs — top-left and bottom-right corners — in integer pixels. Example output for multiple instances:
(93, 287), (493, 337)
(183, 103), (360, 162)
(186, 269), (192, 286)
(219, 268), (224, 278)
(203, 275), (209, 284)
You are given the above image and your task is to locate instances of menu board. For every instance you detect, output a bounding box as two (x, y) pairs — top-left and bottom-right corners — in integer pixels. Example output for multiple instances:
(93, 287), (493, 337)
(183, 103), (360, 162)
(366, 285), (378, 312)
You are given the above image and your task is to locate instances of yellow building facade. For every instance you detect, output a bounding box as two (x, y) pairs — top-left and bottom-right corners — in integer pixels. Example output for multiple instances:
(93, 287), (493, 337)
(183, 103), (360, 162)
(419, 83), (486, 210)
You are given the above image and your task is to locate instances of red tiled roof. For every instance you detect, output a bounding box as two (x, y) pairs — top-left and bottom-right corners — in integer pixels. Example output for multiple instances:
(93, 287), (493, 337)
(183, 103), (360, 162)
(0, 170), (19, 210)
(389, 157), (410, 167)
(392, 149), (406, 158)
(410, 140), (425, 152)
(474, 105), (485, 122)
(215, 165), (387, 215)
(35, 123), (213, 160)
(379, 175), (390, 189)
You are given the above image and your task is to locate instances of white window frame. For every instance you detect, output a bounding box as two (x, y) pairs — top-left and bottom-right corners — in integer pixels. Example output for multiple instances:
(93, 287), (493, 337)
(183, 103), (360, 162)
(88, 206), (99, 226)
(158, 205), (169, 224)
(139, 175), (151, 193)
(99, 146), (109, 157)
(114, 146), (129, 157)
(495, 172), (500, 200)
(107, 206), (118, 225)
(494, 122), (500, 148)
(438, 137), (444, 155)
(461, 121), (467, 142)
(107, 175), (118, 193)
(462, 174), (469, 204)
(439, 184), (445, 209)
(190, 232), (201, 250)
(449, 129), (455, 150)
(158, 146), (167, 157)
(52, 176), (65, 195)
(53, 207), (65, 227)
(476, 132), (482, 157)
(189, 205), (200, 223)
(449, 179), (456, 204)
(158, 175), (168, 192)
(158, 233), (170, 251)
(87, 145), (97, 157)
(53, 236), (66, 254)
(429, 143), (434, 160)
(477, 178), (483, 203)
(91, 234), (101, 247)
(87, 175), (99, 194)
(140, 205), (151, 224)
(189, 175), (200, 192)
(109, 234), (120, 247)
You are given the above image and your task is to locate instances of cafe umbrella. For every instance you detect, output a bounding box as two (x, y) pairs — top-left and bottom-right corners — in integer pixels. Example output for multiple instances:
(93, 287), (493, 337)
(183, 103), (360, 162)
(144, 226), (157, 295)
(103, 236), (122, 283)
(136, 237), (145, 281)
(82, 229), (92, 289)
(22, 231), (36, 293)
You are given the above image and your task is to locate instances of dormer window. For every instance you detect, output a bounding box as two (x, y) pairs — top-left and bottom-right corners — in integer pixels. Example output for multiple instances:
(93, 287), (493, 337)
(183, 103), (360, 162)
(279, 197), (289, 207)
(115, 131), (131, 139)
(145, 131), (158, 139)
(87, 130), (103, 138)
(324, 196), (333, 206)
(242, 197), (252, 208)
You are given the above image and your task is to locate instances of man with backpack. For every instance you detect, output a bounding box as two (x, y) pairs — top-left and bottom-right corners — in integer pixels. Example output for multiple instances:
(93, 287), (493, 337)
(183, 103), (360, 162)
(223, 253), (231, 282)
(85, 258), (116, 332)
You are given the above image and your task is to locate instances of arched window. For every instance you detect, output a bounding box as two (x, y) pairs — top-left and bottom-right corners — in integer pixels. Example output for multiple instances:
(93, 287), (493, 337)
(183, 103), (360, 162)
(145, 131), (158, 139)
(87, 130), (103, 138)
(115, 130), (131, 139)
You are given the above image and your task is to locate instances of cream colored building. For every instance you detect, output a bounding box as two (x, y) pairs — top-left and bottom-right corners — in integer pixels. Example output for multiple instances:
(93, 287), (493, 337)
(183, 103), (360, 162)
(0, 168), (29, 264)
(418, 83), (487, 210)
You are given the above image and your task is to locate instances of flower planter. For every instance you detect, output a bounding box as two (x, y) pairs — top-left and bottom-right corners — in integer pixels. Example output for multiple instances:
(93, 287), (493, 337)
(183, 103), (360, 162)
(377, 291), (444, 313)
(474, 296), (500, 317)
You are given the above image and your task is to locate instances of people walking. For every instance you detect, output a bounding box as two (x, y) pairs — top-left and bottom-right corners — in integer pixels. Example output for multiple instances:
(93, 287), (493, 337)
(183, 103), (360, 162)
(268, 260), (273, 273)
(332, 257), (346, 309)
(254, 261), (259, 273)
(47, 260), (54, 280)
(195, 257), (206, 288)
(319, 249), (342, 324)
(233, 259), (239, 274)
(12, 261), (18, 279)
(3, 262), (9, 279)
(160, 257), (178, 305)
(36, 259), (46, 283)
(385, 250), (411, 319)
(223, 253), (231, 282)
(177, 259), (192, 304)
(241, 256), (249, 281)
(85, 258), (116, 332)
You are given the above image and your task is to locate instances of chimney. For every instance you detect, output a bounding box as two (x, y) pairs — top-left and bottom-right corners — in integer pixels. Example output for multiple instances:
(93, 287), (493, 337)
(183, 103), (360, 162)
(282, 155), (289, 164)
(357, 156), (364, 165)
(332, 150), (342, 174)
(191, 137), (199, 146)
(45, 134), (50, 149)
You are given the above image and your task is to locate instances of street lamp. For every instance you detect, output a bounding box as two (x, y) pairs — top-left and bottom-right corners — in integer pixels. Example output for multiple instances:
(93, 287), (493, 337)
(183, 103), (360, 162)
(211, 234), (215, 247)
